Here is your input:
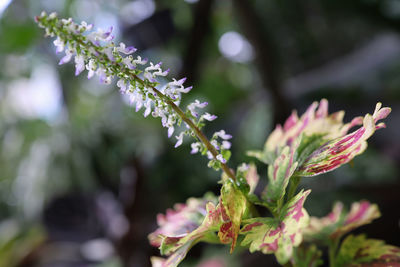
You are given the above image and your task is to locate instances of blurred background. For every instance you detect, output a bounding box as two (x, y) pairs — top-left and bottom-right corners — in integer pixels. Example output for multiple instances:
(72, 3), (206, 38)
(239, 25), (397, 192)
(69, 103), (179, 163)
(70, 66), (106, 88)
(0, 0), (399, 266)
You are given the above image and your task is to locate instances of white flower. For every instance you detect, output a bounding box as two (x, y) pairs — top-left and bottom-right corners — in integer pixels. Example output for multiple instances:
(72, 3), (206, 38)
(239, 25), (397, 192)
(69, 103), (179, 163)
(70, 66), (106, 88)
(175, 132), (184, 148)
(117, 79), (128, 93)
(222, 141), (231, 150)
(216, 154), (227, 163)
(190, 142), (201, 154)
(96, 67), (112, 84)
(59, 48), (74, 65)
(49, 12), (57, 19)
(86, 59), (97, 79)
(211, 140), (220, 150)
(104, 47), (115, 61)
(143, 100), (152, 117)
(74, 54), (85, 76)
(202, 113), (217, 121)
(187, 100), (208, 117)
(214, 130), (232, 140)
(78, 21), (93, 31)
(168, 126), (174, 138)
(238, 163), (249, 173)
(118, 42), (137, 55)
(133, 56), (147, 65)
(123, 56), (136, 69)
(53, 37), (65, 53)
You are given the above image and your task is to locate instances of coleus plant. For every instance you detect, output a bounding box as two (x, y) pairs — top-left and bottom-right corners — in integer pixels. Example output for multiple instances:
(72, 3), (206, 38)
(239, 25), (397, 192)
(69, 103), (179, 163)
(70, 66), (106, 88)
(35, 12), (400, 267)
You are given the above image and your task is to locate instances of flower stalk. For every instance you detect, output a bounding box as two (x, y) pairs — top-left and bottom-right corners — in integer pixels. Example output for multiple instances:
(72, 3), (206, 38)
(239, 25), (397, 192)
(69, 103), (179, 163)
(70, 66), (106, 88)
(35, 11), (236, 181)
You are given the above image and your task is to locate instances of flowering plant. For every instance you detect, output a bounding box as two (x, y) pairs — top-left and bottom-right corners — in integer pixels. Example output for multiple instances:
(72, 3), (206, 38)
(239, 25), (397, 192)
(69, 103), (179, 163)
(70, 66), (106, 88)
(36, 12), (400, 267)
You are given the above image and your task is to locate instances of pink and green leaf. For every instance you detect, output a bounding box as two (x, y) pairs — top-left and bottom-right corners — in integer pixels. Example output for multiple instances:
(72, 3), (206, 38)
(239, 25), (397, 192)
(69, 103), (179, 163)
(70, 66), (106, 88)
(296, 103), (391, 177)
(336, 234), (400, 267)
(240, 190), (311, 264)
(148, 195), (223, 267)
(249, 101), (390, 181)
(304, 201), (380, 242)
(160, 202), (222, 256)
(148, 193), (217, 247)
(263, 140), (299, 209)
(245, 163), (259, 195)
(264, 99), (354, 156)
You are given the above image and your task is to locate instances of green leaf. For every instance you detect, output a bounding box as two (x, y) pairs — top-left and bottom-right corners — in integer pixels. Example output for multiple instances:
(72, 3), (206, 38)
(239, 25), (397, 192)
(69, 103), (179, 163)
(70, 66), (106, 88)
(218, 180), (247, 253)
(336, 235), (400, 267)
(246, 149), (277, 165)
(240, 190), (311, 264)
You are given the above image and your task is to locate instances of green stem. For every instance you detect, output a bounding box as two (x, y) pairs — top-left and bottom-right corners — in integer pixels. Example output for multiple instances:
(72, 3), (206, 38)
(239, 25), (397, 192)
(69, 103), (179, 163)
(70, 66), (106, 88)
(329, 238), (340, 267)
(137, 78), (237, 181)
(286, 175), (301, 202)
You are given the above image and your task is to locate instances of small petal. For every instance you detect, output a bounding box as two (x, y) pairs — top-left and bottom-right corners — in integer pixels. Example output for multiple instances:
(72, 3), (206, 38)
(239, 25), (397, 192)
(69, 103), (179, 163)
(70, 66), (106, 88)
(216, 154), (227, 163)
(53, 37), (65, 53)
(190, 142), (201, 154)
(211, 140), (220, 150)
(202, 113), (217, 121)
(74, 54), (85, 76)
(214, 130), (232, 140)
(117, 79), (127, 93)
(168, 126), (174, 138)
(118, 42), (137, 55)
(59, 49), (73, 65)
(175, 132), (184, 148)
(222, 141), (231, 150)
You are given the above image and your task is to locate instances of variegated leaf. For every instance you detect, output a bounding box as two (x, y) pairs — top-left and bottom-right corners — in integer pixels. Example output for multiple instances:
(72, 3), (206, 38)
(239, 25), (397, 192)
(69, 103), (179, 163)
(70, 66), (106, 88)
(160, 202), (222, 256)
(296, 103), (391, 177)
(293, 244), (323, 267)
(304, 201), (380, 242)
(149, 193), (217, 247)
(148, 194), (223, 267)
(245, 163), (259, 194)
(263, 141), (299, 209)
(265, 99), (357, 156)
(248, 100), (390, 181)
(240, 190), (311, 264)
(218, 181), (247, 253)
(336, 234), (400, 267)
